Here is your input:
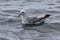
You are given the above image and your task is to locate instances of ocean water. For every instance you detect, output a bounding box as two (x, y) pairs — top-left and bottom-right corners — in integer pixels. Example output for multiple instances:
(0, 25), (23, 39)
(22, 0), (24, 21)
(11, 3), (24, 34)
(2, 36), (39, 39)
(0, 0), (60, 40)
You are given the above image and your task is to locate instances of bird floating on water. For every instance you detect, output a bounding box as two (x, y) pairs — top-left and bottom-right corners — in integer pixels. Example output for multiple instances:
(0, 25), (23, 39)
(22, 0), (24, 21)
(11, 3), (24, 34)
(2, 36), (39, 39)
(18, 9), (51, 26)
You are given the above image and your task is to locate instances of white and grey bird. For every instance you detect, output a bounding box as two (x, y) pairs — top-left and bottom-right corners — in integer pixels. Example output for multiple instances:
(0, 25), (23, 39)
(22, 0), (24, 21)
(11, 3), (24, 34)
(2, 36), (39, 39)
(18, 9), (51, 26)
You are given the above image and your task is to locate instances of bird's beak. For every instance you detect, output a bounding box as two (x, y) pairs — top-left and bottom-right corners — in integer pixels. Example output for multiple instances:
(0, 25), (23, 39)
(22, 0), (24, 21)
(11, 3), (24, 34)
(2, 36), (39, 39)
(17, 13), (22, 17)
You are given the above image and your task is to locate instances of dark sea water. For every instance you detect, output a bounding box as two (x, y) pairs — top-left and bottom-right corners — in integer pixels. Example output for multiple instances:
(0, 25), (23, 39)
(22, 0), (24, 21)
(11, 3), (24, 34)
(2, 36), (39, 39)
(0, 0), (60, 40)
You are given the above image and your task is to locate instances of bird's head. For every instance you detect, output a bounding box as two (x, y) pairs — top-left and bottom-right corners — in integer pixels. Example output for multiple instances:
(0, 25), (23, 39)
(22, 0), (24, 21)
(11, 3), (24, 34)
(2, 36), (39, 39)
(18, 11), (25, 17)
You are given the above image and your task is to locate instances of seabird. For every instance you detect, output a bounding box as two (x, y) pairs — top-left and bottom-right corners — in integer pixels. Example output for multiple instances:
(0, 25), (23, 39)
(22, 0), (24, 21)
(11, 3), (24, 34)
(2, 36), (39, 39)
(18, 11), (51, 26)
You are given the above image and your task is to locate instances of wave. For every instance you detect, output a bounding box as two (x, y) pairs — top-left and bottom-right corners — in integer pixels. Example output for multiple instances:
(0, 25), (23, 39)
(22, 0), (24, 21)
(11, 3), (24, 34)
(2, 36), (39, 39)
(0, 17), (22, 24)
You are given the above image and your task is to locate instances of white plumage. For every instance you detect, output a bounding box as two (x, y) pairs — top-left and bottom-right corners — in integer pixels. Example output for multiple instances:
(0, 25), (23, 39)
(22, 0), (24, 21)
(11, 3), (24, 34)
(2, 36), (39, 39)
(18, 8), (51, 25)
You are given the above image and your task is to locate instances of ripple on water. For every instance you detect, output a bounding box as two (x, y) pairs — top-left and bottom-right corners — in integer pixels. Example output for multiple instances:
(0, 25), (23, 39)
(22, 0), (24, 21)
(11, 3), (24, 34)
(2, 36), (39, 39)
(2, 10), (20, 13)
(46, 10), (60, 13)
(0, 4), (11, 6)
(48, 7), (54, 9)
(55, 6), (60, 8)
(14, 0), (19, 1)
(17, 30), (40, 39)
(47, 4), (55, 6)
(0, 0), (10, 2)
(0, 33), (20, 40)
(0, 13), (10, 16)
(0, 37), (9, 40)
(56, 1), (60, 3)
(25, 0), (44, 2)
